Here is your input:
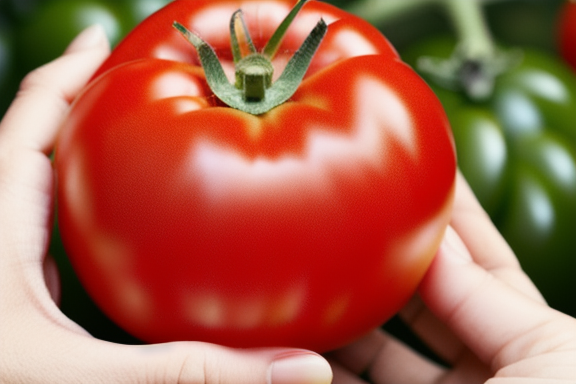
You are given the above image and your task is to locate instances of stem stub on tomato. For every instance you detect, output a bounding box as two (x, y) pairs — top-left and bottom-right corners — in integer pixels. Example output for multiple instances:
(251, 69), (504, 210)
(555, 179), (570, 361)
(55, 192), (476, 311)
(173, 0), (327, 115)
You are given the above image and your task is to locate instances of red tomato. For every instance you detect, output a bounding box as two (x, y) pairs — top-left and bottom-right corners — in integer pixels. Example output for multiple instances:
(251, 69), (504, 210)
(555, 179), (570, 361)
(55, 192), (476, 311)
(56, 0), (456, 353)
(559, 0), (576, 71)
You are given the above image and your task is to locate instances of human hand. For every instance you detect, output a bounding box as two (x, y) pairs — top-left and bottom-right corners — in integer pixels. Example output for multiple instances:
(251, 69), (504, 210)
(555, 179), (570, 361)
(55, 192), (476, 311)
(328, 173), (576, 384)
(0, 25), (332, 384)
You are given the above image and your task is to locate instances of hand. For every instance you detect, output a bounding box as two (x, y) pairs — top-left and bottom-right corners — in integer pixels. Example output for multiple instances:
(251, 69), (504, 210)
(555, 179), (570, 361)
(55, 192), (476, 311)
(0, 25), (332, 384)
(328, 173), (576, 384)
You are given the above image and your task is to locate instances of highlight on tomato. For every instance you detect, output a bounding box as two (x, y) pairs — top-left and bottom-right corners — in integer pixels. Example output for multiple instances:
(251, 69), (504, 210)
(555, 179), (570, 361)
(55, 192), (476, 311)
(55, 0), (457, 353)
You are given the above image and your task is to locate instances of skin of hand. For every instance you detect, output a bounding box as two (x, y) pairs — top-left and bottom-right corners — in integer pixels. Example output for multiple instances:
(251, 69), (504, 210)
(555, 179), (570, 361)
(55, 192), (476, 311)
(0, 25), (332, 384)
(328, 173), (576, 384)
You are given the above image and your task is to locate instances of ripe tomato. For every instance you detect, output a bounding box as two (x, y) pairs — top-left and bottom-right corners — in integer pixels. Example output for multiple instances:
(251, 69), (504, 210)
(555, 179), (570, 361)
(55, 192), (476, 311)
(55, 0), (456, 353)
(559, 0), (576, 71)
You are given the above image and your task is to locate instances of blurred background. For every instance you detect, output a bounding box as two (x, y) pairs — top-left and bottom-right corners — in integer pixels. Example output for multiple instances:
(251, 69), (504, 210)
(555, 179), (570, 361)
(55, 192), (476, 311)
(1, 0), (568, 114)
(1, 0), (574, 348)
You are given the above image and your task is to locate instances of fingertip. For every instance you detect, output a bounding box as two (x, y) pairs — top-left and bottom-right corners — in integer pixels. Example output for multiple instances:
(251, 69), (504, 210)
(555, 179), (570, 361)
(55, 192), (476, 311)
(440, 226), (473, 265)
(418, 226), (473, 298)
(64, 24), (110, 55)
(269, 352), (333, 384)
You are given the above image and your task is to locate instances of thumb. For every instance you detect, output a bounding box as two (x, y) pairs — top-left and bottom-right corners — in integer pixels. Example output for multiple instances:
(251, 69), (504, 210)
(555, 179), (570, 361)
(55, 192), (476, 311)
(6, 303), (333, 384)
(61, 339), (333, 384)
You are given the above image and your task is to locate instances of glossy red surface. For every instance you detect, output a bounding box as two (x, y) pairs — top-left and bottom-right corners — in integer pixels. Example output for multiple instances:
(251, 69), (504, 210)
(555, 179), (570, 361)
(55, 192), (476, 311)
(56, 0), (456, 352)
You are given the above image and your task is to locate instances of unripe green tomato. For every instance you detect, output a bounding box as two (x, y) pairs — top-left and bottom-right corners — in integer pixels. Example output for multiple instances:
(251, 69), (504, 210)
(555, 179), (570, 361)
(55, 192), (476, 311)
(14, 0), (123, 74)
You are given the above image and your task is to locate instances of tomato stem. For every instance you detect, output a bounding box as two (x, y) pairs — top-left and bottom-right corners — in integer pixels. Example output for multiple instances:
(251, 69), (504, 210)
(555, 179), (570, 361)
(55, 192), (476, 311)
(344, 0), (522, 100)
(173, 0), (326, 114)
(236, 54), (274, 101)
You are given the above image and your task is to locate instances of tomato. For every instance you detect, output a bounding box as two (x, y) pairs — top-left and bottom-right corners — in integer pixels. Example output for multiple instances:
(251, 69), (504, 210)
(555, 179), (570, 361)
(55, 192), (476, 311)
(559, 0), (576, 71)
(55, 0), (456, 352)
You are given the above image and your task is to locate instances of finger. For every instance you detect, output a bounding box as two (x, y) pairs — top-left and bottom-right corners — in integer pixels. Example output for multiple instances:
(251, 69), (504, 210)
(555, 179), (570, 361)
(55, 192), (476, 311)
(2, 259), (332, 384)
(0, 24), (110, 155)
(6, 318), (333, 384)
(418, 226), (576, 373)
(399, 293), (464, 363)
(365, 335), (445, 384)
(43, 254), (61, 305)
(486, 379), (576, 384)
(0, 25), (109, 268)
(326, 330), (387, 375)
(2, 270), (333, 384)
(435, 351), (491, 384)
(395, 173), (543, 364)
(121, 344), (331, 384)
(327, 329), (445, 384)
(451, 172), (544, 302)
(80, 343), (331, 384)
(330, 361), (368, 384)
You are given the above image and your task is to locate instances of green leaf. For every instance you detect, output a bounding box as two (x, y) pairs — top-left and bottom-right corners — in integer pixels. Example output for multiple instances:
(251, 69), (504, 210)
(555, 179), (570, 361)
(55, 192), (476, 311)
(230, 9), (256, 63)
(263, 0), (310, 59)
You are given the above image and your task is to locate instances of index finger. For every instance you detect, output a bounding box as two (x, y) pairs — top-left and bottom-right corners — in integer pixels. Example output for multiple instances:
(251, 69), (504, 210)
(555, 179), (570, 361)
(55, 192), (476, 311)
(0, 25), (110, 155)
(0, 25), (109, 268)
(451, 171), (544, 302)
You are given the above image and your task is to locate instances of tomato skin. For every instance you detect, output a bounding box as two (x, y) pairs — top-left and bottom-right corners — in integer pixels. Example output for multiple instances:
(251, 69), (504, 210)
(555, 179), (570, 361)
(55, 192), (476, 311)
(56, 0), (456, 352)
(559, 0), (576, 71)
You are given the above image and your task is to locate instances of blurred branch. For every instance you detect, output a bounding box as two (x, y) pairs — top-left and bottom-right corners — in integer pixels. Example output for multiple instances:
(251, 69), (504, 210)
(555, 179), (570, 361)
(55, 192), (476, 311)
(344, 0), (521, 100)
(343, 0), (516, 26)
(345, 0), (441, 26)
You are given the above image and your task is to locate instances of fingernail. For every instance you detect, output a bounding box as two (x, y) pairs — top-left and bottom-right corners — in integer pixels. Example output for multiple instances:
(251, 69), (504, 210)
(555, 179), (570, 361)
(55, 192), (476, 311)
(269, 352), (332, 384)
(65, 24), (108, 53)
(441, 226), (473, 264)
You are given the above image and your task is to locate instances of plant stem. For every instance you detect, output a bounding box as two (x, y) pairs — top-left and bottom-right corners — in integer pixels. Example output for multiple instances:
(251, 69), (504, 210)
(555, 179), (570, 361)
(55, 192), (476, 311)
(343, 0), (513, 100)
(345, 0), (441, 26)
(443, 0), (495, 61)
(345, 0), (495, 60)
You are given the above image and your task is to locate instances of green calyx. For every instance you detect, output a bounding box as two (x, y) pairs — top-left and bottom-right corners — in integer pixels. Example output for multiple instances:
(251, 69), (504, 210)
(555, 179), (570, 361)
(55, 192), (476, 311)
(173, 0), (327, 115)
(416, 46), (523, 101)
